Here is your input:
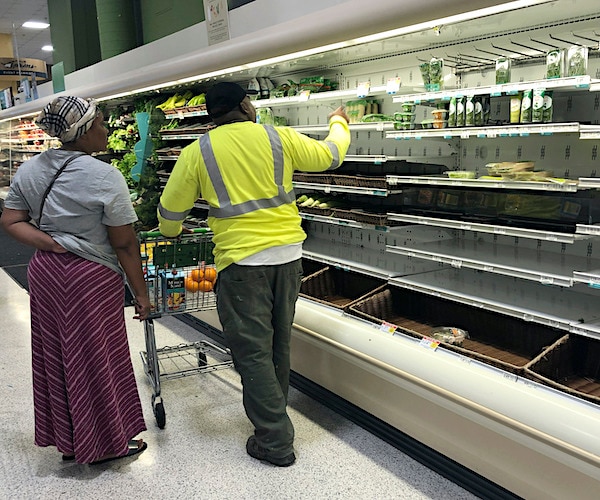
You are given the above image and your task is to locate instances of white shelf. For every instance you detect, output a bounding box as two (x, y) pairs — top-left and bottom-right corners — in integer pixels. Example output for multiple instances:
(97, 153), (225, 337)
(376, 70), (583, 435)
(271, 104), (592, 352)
(302, 238), (440, 280)
(344, 155), (454, 164)
(577, 178), (600, 189)
(386, 122), (581, 140)
(576, 224), (600, 236)
(387, 213), (585, 244)
(253, 85), (391, 109)
(391, 76), (598, 104)
(294, 122), (397, 134)
(293, 181), (401, 197)
(162, 109), (208, 119)
(385, 174), (579, 192)
(300, 212), (388, 231)
(386, 238), (600, 287)
(573, 269), (600, 286)
(579, 125), (600, 140)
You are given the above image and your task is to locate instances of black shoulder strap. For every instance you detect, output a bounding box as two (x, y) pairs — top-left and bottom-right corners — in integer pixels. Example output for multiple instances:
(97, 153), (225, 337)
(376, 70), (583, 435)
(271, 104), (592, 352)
(37, 153), (85, 226)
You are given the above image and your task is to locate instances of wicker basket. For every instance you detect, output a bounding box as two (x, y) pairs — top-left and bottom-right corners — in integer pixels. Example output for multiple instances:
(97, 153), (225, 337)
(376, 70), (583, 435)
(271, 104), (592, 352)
(524, 334), (600, 404)
(163, 104), (207, 116)
(299, 205), (333, 217)
(293, 173), (332, 184)
(348, 286), (564, 374)
(301, 258), (328, 280)
(300, 267), (385, 309)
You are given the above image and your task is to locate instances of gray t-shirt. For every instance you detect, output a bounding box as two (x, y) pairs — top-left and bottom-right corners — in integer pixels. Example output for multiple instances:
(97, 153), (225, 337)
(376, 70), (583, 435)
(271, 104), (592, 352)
(4, 148), (138, 275)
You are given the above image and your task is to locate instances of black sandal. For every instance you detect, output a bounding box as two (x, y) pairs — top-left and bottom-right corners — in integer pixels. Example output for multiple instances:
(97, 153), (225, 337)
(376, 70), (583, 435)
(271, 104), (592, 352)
(90, 439), (147, 465)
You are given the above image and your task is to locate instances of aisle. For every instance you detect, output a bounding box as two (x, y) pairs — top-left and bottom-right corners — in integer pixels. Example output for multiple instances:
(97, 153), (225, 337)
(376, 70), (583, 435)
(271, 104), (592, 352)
(0, 269), (478, 500)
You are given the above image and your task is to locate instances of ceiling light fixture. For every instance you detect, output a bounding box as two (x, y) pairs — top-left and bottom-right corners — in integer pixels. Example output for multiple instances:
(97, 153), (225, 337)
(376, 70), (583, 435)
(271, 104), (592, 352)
(22, 21), (49, 29)
(42, 45), (53, 52)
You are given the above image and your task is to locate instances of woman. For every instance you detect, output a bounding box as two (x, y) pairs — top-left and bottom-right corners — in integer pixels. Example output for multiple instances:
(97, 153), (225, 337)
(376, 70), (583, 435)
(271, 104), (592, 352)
(0, 96), (150, 465)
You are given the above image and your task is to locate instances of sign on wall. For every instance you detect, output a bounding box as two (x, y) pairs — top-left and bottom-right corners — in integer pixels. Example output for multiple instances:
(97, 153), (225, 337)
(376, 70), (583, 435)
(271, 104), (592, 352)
(204, 0), (231, 46)
(0, 58), (48, 80)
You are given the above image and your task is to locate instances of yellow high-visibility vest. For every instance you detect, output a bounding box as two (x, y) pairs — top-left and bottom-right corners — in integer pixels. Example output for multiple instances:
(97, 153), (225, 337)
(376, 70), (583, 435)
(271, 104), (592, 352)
(158, 117), (350, 271)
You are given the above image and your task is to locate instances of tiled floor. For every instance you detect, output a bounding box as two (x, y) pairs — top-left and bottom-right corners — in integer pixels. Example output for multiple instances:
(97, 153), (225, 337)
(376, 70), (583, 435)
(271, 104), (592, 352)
(0, 268), (477, 499)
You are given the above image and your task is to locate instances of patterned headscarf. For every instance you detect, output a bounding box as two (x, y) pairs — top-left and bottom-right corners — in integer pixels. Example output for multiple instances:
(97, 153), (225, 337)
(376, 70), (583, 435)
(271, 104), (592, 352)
(35, 96), (98, 143)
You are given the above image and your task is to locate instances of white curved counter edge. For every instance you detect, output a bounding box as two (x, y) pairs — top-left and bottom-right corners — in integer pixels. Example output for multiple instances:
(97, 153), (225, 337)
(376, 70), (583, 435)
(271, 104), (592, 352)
(291, 297), (600, 499)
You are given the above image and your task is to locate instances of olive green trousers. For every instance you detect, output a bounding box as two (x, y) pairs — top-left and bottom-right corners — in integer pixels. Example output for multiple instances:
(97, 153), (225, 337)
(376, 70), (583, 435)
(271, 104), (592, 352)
(215, 259), (303, 457)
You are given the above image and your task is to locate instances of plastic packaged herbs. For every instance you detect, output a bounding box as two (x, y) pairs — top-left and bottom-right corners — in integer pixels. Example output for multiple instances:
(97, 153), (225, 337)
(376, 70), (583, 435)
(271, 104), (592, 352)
(495, 57), (511, 84)
(520, 89), (532, 124)
(455, 96), (465, 127)
(428, 58), (444, 91)
(510, 94), (522, 123)
(419, 62), (430, 90)
(448, 96), (457, 127)
(567, 45), (588, 77)
(474, 96), (484, 126)
(465, 96), (475, 126)
(546, 49), (563, 79)
(542, 91), (553, 123)
(532, 88), (545, 123)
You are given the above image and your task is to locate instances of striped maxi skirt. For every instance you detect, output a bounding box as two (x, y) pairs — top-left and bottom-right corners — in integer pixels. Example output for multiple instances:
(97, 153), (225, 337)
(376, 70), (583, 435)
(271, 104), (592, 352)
(27, 250), (146, 464)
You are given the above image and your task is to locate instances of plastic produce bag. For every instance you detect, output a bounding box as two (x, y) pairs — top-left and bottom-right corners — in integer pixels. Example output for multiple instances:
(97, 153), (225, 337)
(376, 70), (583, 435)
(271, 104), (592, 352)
(429, 327), (469, 346)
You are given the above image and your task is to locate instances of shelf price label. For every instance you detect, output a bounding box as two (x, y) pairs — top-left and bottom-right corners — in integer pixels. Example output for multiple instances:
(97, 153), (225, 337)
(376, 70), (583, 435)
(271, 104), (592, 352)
(574, 76), (589, 88)
(379, 321), (398, 334)
(419, 336), (440, 350)
(357, 81), (371, 98)
(490, 85), (502, 97)
(386, 77), (401, 94)
(298, 90), (311, 101)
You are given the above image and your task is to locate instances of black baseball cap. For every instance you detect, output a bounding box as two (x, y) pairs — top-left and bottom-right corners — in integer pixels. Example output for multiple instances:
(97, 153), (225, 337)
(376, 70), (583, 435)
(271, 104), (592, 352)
(205, 82), (259, 118)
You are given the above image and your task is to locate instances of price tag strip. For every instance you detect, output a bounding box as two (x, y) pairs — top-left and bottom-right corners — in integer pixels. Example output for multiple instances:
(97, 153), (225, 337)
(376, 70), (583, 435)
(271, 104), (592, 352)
(419, 336), (440, 350)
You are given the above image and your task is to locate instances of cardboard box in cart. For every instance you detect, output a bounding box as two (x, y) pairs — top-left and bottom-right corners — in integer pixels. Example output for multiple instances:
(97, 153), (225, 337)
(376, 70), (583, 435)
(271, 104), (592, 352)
(145, 267), (160, 313)
(162, 270), (186, 312)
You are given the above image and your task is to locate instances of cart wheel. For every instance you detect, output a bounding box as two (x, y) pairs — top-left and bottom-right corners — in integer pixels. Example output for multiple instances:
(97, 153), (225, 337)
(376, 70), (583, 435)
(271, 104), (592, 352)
(198, 351), (207, 367)
(154, 401), (166, 429)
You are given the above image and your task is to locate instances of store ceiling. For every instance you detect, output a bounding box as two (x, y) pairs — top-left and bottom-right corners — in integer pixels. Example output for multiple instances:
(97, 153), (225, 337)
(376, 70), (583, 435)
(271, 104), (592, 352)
(0, 0), (53, 66)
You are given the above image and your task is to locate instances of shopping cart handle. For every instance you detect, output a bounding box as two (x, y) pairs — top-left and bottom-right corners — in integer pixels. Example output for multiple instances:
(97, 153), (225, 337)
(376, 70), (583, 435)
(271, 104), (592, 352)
(139, 227), (210, 239)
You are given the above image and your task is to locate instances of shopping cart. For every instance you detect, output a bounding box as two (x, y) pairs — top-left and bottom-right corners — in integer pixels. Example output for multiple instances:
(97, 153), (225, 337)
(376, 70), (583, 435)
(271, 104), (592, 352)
(137, 228), (233, 428)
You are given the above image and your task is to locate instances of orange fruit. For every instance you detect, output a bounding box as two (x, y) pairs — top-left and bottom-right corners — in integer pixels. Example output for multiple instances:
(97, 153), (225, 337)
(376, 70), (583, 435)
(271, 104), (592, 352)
(190, 268), (204, 282)
(203, 267), (217, 283)
(198, 279), (213, 292)
(185, 278), (200, 292)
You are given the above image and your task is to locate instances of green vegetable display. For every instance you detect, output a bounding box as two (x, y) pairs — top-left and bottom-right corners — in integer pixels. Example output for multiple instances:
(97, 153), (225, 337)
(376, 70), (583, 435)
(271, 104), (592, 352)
(567, 45), (588, 77)
(532, 89), (545, 123)
(495, 57), (511, 84)
(428, 58), (444, 91)
(546, 50), (562, 79)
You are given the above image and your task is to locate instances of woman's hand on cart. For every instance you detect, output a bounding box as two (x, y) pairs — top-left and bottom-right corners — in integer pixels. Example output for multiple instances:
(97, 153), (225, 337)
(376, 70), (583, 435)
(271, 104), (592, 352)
(133, 296), (152, 321)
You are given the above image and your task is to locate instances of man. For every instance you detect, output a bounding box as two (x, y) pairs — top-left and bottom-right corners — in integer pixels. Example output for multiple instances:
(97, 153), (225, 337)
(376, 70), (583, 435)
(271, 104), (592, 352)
(158, 81), (350, 466)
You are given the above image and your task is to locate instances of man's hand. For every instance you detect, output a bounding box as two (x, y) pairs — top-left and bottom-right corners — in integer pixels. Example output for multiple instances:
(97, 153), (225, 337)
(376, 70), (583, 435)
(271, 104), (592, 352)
(328, 106), (350, 124)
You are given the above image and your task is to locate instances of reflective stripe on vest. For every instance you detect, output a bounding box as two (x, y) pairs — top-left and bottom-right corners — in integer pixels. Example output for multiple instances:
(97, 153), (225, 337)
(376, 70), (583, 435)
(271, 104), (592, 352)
(324, 140), (342, 170)
(199, 125), (296, 219)
(157, 202), (191, 222)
